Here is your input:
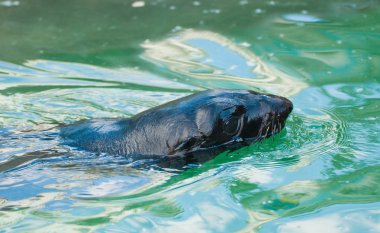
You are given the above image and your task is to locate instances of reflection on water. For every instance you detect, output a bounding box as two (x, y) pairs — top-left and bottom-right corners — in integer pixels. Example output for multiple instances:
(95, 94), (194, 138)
(281, 13), (324, 23)
(142, 30), (307, 97)
(0, 59), (194, 127)
(260, 172), (380, 232)
(1, 0), (380, 231)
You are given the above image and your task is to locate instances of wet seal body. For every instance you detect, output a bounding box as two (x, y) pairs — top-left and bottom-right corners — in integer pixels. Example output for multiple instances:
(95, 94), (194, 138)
(61, 90), (293, 166)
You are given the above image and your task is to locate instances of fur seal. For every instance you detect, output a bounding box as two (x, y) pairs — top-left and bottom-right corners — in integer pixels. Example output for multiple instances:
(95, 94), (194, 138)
(60, 89), (293, 166)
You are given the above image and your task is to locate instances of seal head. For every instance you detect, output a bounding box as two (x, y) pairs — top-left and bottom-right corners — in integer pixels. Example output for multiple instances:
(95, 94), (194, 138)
(163, 90), (292, 159)
(61, 90), (293, 164)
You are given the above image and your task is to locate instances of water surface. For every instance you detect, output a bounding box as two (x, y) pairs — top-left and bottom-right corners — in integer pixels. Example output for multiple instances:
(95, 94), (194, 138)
(0, 0), (379, 232)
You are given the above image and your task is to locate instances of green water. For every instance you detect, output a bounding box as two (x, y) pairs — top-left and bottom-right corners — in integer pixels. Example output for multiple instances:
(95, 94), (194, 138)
(1, 0), (380, 232)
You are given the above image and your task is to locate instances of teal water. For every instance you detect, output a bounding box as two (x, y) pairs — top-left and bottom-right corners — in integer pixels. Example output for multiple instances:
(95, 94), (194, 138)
(0, 0), (380, 232)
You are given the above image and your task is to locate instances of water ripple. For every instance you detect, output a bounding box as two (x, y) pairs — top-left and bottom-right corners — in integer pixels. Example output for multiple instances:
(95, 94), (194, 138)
(0, 2), (379, 231)
(0, 58), (197, 128)
(142, 29), (307, 97)
(215, 106), (349, 171)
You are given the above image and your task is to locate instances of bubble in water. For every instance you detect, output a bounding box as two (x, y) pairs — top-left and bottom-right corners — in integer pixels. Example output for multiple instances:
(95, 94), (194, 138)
(210, 9), (221, 14)
(131, 1), (145, 8)
(193, 1), (200, 6)
(240, 42), (251, 47)
(255, 8), (263, 14)
(172, 25), (182, 32)
(239, 0), (248, 6)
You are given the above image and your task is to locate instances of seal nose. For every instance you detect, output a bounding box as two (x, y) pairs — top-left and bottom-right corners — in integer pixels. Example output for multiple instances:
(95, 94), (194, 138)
(284, 98), (293, 114)
(279, 97), (293, 119)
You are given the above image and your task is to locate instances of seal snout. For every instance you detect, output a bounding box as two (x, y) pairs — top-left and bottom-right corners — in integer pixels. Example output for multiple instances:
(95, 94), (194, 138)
(262, 94), (293, 118)
(274, 97), (293, 124)
(282, 97), (293, 116)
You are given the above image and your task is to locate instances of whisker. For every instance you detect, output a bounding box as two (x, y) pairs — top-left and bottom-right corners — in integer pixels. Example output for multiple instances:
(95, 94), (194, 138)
(271, 114), (275, 135)
(264, 125), (270, 138)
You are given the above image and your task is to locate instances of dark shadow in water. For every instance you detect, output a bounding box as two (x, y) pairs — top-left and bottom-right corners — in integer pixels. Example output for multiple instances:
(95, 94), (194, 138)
(0, 149), (69, 173)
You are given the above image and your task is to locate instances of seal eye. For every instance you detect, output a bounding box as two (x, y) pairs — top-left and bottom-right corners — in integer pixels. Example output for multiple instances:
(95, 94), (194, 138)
(223, 116), (241, 135)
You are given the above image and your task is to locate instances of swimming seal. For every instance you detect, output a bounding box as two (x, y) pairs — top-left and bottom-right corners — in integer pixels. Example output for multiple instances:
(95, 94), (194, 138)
(61, 89), (293, 166)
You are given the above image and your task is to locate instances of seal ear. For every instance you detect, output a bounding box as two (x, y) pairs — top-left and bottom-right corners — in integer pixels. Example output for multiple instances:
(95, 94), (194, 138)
(195, 102), (230, 137)
(195, 105), (220, 137)
(195, 98), (243, 137)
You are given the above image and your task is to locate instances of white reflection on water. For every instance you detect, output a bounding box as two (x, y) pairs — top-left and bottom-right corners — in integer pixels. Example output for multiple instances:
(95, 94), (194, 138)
(232, 164), (275, 184)
(142, 29), (307, 97)
(0, 59), (194, 127)
(264, 202), (380, 233)
(0, 59), (195, 90)
(282, 14), (324, 23)
(0, 0), (19, 7)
